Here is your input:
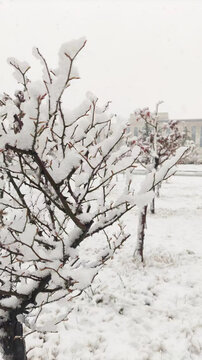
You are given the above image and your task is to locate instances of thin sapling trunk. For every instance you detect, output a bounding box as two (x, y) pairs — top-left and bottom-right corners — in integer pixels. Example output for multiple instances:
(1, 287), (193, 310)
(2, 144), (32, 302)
(134, 205), (148, 262)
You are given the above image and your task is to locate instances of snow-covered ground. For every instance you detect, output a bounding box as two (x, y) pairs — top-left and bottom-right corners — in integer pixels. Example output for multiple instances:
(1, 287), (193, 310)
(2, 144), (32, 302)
(24, 174), (202, 359)
(177, 164), (202, 172)
(134, 164), (202, 176)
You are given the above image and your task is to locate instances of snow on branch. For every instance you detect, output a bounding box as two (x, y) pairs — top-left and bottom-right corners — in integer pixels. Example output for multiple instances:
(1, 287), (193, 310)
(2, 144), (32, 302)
(0, 39), (144, 330)
(0, 41), (188, 345)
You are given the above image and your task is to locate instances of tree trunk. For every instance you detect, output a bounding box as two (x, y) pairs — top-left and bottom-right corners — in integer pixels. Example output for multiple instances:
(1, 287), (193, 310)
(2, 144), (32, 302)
(156, 183), (161, 197)
(0, 311), (27, 360)
(134, 205), (148, 262)
(150, 156), (159, 214)
(150, 197), (155, 214)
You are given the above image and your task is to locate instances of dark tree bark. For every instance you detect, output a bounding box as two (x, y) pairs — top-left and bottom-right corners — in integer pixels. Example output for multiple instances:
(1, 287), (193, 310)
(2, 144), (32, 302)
(0, 311), (27, 360)
(134, 205), (148, 262)
(156, 183), (161, 197)
(150, 197), (155, 214)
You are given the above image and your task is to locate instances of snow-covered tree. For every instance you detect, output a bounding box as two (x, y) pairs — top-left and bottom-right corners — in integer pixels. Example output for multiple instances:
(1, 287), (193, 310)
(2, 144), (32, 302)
(0, 39), (188, 359)
(132, 106), (188, 262)
(0, 38), (159, 360)
(133, 105), (185, 213)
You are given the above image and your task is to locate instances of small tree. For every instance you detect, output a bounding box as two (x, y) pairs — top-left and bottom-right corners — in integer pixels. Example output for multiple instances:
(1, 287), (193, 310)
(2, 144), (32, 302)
(0, 39), (157, 360)
(132, 106), (188, 262)
(134, 105), (185, 213)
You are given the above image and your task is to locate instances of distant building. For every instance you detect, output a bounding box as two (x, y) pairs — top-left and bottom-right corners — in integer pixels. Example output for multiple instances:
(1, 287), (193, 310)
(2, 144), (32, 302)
(129, 112), (202, 162)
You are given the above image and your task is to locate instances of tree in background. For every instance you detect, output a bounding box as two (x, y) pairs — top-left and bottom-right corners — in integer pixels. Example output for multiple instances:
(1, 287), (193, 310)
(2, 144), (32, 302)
(133, 105), (186, 213)
(132, 106), (188, 262)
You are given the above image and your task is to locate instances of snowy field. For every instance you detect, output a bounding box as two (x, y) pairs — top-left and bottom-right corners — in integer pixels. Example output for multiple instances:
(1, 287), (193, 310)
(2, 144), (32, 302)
(23, 173), (202, 360)
(134, 164), (202, 176)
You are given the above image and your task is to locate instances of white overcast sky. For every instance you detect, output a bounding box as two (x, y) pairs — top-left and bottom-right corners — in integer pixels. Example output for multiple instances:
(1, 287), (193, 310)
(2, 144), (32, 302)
(1, 0), (202, 119)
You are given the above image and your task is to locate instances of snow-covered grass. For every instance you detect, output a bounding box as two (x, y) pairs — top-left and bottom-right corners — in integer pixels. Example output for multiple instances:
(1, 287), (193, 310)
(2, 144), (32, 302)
(177, 164), (202, 172)
(135, 163), (202, 175)
(26, 175), (202, 360)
